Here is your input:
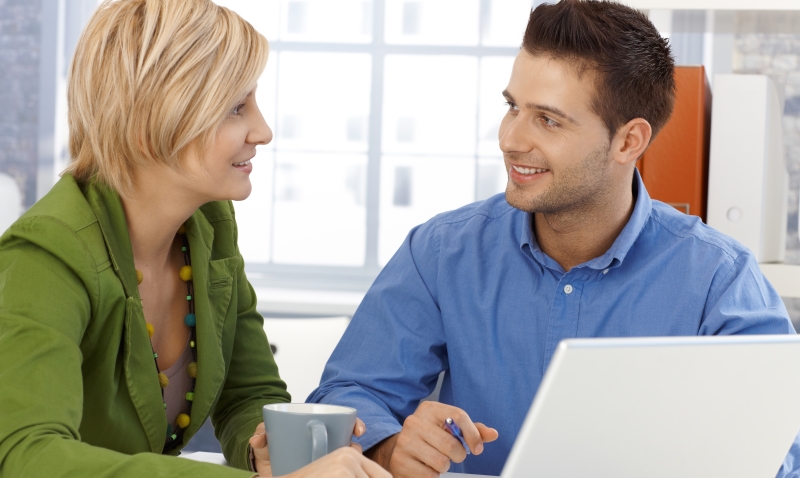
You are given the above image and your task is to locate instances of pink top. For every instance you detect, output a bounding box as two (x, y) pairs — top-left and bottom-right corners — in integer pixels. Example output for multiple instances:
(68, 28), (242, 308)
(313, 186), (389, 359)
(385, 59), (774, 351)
(163, 341), (193, 431)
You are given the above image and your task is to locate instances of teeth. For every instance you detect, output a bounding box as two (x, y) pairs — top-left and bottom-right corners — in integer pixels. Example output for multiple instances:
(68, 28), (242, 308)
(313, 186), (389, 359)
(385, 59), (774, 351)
(512, 165), (548, 175)
(233, 160), (251, 167)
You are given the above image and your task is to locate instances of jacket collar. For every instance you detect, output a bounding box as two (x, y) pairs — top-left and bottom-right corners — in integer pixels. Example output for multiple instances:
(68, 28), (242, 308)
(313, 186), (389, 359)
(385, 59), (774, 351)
(83, 179), (140, 299)
(82, 178), (229, 452)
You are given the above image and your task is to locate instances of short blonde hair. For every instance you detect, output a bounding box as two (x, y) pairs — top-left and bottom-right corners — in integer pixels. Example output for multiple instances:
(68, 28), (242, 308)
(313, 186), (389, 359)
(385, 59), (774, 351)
(65, 0), (269, 194)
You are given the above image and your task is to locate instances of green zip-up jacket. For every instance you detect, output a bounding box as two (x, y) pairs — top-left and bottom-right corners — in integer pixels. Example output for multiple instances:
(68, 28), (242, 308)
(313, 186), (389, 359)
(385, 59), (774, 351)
(0, 174), (291, 477)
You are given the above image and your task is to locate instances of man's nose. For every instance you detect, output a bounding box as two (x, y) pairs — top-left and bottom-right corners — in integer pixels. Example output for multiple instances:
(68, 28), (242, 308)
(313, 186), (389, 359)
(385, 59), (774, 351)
(499, 115), (533, 154)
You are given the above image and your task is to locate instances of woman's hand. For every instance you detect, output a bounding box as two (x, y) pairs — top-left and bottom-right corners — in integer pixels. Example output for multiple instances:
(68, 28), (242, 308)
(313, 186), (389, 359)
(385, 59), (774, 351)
(250, 418), (374, 477)
(283, 446), (391, 478)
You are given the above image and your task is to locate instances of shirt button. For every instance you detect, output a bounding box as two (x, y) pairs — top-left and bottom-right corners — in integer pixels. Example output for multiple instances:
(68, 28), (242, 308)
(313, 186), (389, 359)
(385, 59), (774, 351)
(603, 269), (609, 274)
(564, 284), (573, 294)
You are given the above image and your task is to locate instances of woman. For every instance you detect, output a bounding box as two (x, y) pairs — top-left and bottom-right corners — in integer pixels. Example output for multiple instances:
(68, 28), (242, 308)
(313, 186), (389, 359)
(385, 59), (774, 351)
(0, 1), (388, 477)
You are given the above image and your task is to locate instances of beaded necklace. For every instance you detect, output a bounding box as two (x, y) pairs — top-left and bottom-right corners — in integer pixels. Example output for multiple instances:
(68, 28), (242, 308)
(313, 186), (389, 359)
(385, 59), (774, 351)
(136, 226), (197, 449)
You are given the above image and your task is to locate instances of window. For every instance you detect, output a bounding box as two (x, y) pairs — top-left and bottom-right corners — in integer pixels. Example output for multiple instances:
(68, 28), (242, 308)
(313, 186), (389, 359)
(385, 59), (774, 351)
(213, 0), (532, 291)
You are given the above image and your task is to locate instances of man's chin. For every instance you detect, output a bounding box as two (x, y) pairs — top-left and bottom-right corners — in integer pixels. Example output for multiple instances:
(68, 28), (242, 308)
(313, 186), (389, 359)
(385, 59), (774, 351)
(505, 189), (540, 214)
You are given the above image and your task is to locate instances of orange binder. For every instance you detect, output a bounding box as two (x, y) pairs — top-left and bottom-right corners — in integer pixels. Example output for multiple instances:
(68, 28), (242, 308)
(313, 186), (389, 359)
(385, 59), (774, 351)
(638, 66), (711, 221)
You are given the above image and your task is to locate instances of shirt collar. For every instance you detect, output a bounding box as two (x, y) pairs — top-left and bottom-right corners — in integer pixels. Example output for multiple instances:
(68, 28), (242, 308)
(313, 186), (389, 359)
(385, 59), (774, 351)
(519, 168), (653, 272)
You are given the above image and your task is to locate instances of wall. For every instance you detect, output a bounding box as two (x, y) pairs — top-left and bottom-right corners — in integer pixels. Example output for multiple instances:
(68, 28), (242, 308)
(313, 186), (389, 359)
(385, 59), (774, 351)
(731, 11), (800, 327)
(0, 0), (40, 208)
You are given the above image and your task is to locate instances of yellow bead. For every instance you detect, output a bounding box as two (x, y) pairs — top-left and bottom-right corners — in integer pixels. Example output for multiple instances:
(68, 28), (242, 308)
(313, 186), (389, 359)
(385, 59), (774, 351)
(176, 413), (191, 428)
(158, 373), (169, 388)
(146, 323), (154, 338)
(177, 224), (187, 235)
(187, 362), (197, 378)
(179, 265), (192, 282)
(136, 270), (143, 284)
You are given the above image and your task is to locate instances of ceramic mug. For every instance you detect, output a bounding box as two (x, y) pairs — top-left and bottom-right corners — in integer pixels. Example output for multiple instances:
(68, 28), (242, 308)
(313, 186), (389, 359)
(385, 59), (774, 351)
(262, 403), (357, 476)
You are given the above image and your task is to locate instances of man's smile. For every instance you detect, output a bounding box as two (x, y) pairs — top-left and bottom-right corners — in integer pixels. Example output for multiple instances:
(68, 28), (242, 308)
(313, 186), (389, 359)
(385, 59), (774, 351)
(511, 165), (549, 175)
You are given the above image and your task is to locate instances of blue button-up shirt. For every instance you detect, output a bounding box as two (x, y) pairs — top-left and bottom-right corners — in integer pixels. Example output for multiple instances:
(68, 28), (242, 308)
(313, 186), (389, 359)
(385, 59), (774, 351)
(308, 171), (798, 476)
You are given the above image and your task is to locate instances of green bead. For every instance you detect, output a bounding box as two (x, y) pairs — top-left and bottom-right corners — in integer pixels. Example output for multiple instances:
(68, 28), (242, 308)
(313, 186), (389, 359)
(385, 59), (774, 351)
(153, 353), (158, 358)
(181, 247), (187, 252)
(170, 434), (177, 441)
(186, 392), (194, 401)
(186, 295), (192, 301)
(184, 313), (196, 327)
(190, 340), (195, 348)
(164, 403), (167, 409)
(166, 424), (173, 436)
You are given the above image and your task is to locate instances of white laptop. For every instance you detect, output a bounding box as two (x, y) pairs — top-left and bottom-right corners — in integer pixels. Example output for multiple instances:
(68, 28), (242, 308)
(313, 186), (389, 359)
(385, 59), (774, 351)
(501, 335), (800, 478)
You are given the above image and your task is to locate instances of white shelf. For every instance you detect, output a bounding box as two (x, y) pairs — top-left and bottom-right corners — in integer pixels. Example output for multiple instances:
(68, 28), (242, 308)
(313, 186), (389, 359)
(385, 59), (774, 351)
(253, 264), (800, 318)
(254, 287), (364, 317)
(760, 264), (800, 299)
(622, 0), (800, 10)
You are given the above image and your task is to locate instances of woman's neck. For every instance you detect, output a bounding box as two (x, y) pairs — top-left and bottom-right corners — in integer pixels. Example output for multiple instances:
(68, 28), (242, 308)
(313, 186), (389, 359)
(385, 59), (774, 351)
(121, 165), (201, 271)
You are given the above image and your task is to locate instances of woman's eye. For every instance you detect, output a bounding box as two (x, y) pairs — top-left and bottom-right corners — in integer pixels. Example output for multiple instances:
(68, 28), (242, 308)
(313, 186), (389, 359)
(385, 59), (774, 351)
(231, 103), (245, 116)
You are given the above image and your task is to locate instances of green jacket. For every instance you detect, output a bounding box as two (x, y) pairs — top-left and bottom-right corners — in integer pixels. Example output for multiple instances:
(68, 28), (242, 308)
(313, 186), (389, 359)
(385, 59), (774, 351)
(0, 175), (291, 477)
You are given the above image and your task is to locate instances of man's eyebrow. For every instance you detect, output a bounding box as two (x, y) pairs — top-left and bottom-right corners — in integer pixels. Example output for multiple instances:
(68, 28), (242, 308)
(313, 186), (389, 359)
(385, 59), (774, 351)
(502, 90), (580, 126)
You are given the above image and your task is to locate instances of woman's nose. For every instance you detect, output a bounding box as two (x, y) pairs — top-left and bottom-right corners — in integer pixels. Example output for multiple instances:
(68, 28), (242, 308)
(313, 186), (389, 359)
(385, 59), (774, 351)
(249, 111), (272, 146)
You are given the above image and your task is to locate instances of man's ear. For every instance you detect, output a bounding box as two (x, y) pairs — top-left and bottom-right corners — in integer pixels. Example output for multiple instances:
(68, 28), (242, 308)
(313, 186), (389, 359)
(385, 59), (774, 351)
(611, 118), (652, 166)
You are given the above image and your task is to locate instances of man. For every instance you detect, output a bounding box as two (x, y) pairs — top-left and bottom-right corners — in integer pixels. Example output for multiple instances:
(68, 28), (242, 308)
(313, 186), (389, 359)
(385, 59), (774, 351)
(308, 1), (800, 476)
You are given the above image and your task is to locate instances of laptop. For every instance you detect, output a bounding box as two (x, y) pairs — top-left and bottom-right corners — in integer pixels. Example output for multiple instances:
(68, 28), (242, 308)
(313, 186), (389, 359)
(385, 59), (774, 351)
(500, 335), (800, 478)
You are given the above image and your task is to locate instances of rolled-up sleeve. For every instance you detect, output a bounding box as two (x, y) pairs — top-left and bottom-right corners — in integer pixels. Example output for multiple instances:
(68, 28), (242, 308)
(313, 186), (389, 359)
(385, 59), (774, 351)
(307, 220), (448, 450)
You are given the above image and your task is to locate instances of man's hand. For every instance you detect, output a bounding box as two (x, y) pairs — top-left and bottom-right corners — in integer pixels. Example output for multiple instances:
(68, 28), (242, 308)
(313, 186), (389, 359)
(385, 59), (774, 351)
(366, 401), (499, 478)
(250, 418), (368, 477)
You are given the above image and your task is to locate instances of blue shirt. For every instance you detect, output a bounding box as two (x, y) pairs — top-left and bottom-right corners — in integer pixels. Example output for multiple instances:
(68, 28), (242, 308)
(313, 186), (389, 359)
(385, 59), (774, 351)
(308, 171), (798, 476)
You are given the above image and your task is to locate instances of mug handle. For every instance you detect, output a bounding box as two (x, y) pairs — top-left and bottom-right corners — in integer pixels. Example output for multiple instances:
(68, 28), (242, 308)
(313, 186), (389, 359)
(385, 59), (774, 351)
(308, 420), (328, 462)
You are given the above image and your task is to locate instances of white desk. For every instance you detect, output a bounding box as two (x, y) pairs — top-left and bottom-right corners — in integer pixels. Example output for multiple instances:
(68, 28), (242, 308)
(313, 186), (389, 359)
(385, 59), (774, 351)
(442, 474), (495, 477)
(181, 452), (494, 476)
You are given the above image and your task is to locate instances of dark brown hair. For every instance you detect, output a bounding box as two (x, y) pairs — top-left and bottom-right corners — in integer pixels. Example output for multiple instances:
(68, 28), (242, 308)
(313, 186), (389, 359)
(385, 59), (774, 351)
(523, 0), (675, 141)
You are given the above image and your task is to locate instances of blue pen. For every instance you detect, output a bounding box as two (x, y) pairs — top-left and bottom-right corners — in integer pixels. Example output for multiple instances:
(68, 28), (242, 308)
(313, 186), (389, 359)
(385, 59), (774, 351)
(444, 417), (471, 455)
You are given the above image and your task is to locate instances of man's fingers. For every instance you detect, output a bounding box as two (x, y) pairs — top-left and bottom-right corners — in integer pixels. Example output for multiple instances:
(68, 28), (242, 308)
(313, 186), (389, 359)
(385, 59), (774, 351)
(388, 402), (499, 476)
(423, 425), (469, 463)
(442, 408), (483, 456)
(476, 423), (499, 443)
(411, 402), (485, 461)
(397, 422), (456, 472)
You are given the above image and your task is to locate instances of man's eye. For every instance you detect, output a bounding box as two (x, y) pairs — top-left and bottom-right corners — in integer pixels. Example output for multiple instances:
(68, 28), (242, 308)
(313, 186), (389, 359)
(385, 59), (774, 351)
(505, 101), (518, 111)
(542, 116), (558, 128)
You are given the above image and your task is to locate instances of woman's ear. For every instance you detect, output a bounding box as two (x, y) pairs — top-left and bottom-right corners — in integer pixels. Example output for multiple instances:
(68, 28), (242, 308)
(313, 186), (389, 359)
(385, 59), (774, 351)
(611, 118), (652, 166)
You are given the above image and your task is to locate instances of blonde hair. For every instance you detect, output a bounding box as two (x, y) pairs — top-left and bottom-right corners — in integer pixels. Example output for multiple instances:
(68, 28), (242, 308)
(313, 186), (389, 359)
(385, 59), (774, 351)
(65, 0), (268, 194)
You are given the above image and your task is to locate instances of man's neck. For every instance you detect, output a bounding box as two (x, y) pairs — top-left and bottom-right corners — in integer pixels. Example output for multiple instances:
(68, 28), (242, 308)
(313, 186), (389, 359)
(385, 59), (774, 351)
(534, 180), (636, 272)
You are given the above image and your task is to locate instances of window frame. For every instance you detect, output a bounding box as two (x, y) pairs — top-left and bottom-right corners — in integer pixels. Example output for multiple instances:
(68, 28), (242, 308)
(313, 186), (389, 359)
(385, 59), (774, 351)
(246, 0), (520, 292)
